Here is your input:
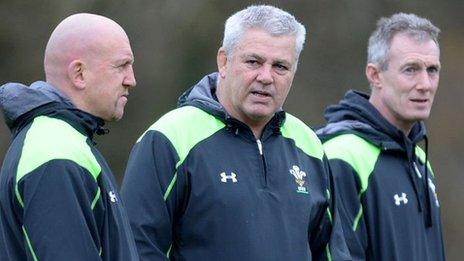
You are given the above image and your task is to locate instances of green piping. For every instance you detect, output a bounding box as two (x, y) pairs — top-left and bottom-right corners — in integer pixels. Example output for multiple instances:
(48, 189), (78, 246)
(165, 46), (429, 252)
(91, 187), (101, 209)
(22, 225), (38, 261)
(352, 206), (363, 231)
(15, 186), (24, 208)
(325, 244), (333, 261)
(326, 208), (333, 223)
(163, 173), (178, 201)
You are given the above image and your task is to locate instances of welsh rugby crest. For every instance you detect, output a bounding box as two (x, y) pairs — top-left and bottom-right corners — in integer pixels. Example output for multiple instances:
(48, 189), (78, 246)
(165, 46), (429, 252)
(290, 165), (309, 194)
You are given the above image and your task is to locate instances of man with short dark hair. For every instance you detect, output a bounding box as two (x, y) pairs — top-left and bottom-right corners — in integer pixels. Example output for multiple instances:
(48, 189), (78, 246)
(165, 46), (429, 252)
(122, 5), (349, 261)
(317, 13), (445, 260)
(0, 13), (138, 260)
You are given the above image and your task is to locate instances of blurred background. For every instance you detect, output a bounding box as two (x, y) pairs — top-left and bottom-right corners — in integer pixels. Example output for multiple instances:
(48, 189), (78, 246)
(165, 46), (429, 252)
(1, 0), (462, 258)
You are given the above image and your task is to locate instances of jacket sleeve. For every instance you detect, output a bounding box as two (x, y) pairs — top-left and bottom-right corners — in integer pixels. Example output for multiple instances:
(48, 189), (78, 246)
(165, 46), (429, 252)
(328, 157), (368, 261)
(121, 131), (183, 260)
(309, 156), (351, 261)
(18, 161), (102, 261)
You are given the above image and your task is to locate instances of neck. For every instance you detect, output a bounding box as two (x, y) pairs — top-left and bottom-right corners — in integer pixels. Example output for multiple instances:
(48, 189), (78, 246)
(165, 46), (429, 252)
(216, 82), (267, 139)
(249, 123), (265, 139)
(368, 94), (413, 135)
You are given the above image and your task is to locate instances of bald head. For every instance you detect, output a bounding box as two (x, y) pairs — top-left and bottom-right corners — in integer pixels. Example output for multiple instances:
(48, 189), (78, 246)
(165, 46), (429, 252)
(44, 13), (129, 88)
(43, 13), (136, 121)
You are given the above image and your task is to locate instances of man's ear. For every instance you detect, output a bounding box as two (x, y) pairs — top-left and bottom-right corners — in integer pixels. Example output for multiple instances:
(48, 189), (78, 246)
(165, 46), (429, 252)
(365, 63), (382, 90)
(217, 48), (228, 78)
(67, 60), (86, 89)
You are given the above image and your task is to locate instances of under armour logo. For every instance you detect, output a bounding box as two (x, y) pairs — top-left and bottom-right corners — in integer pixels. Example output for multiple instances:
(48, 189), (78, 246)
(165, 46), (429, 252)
(394, 193), (408, 206)
(220, 172), (238, 183)
(108, 191), (118, 203)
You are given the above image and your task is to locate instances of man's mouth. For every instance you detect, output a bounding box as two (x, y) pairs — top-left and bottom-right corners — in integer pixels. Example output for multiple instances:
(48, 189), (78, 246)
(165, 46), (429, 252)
(251, 90), (270, 97)
(410, 98), (428, 103)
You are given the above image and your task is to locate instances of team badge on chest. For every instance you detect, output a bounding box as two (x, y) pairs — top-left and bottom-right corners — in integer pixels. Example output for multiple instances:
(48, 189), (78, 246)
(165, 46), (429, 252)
(290, 165), (309, 194)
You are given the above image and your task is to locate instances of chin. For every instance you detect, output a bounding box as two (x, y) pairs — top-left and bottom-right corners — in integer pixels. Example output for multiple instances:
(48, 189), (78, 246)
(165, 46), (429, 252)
(408, 113), (430, 122)
(113, 114), (124, 121)
(106, 112), (124, 122)
(248, 108), (276, 118)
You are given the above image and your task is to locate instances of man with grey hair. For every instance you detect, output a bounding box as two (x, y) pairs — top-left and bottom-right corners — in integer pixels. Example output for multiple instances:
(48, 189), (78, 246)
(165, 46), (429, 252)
(122, 4), (349, 260)
(317, 13), (445, 260)
(0, 13), (138, 260)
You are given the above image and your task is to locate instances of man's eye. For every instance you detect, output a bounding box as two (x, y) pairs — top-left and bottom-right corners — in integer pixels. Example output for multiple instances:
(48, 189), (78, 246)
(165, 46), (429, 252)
(427, 66), (439, 74)
(116, 62), (131, 70)
(404, 67), (417, 74)
(246, 60), (258, 65)
(274, 64), (288, 71)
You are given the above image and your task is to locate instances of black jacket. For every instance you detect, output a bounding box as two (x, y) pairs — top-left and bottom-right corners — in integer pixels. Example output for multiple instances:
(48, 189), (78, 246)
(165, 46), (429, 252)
(317, 90), (445, 261)
(121, 72), (350, 260)
(0, 82), (138, 260)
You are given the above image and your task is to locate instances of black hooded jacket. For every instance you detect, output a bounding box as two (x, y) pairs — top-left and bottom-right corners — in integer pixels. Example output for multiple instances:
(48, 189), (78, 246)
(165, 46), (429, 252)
(317, 90), (445, 261)
(0, 82), (138, 260)
(121, 72), (350, 260)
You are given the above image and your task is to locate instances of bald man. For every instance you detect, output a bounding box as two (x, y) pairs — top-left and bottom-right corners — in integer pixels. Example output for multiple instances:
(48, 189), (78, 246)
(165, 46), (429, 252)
(0, 13), (138, 260)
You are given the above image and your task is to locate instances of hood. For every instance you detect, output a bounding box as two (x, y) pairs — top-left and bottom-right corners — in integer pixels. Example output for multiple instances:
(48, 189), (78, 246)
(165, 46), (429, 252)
(317, 90), (426, 149)
(0, 81), (73, 129)
(0, 81), (106, 139)
(177, 72), (227, 119)
(318, 90), (434, 227)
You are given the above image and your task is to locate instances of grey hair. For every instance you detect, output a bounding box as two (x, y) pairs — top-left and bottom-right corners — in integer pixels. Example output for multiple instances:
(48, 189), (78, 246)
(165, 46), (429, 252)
(222, 5), (306, 62)
(367, 13), (440, 71)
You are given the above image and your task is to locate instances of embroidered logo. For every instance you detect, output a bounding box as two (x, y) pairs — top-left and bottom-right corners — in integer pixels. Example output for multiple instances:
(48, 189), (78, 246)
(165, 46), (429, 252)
(428, 178), (440, 207)
(220, 172), (238, 183)
(394, 193), (408, 206)
(290, 165), (309, 194)
(108, 191), (118, 203)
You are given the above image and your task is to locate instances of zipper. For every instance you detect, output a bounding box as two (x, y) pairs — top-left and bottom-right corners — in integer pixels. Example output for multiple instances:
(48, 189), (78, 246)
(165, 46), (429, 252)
(256, 139), (268, 186)
(257, 139), (263, 155)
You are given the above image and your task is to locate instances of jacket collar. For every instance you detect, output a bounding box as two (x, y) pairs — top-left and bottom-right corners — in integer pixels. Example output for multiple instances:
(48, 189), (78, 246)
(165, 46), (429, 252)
(178, 72), (286, 138)
(317, 90), (426, 150)
(0, 81), (107, 140)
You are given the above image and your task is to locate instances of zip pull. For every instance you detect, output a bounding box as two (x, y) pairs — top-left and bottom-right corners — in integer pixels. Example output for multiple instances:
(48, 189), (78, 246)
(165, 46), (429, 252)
(256, 139), (263, 155)
(413, 162), (422, 178)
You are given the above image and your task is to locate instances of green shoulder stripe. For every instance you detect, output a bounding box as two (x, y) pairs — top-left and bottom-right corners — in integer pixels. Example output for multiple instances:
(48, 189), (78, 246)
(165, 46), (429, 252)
(138, 106), (225, 167)
(16, 116), (101, 183)
(138, 106), (225, 201)
(415, 146), (434, 176)
(281, 113), (324, 160)
(323, 134), (380, 194)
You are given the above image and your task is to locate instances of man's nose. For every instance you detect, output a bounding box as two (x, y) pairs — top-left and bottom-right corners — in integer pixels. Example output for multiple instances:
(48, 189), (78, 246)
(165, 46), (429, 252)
(124, 65), (136, 87)
(416, 70), (434, 91)
(256, 64), (274, 85)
